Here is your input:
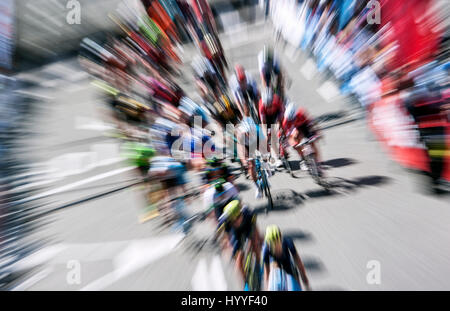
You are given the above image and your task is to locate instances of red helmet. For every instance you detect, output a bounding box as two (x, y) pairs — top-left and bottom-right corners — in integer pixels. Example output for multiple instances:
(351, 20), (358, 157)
(235, 64), (246, 83)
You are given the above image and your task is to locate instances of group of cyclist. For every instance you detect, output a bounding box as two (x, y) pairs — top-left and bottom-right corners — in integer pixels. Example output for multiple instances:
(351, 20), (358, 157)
(79, 0), (324, 291)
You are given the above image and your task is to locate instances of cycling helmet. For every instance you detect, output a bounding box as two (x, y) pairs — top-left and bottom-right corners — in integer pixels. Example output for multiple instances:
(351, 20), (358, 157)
(262, 89), (274, 108)
(235, 64), (246, 83)
(214, 178), (226, 191)
(265, 225), (282, 248)
(284, 102), (297, 122)
(206, 156), (222, 167)
(223, 200), (241, 221)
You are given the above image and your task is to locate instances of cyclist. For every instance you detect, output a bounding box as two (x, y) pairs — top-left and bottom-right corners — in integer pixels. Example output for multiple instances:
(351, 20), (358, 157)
(217, 200), (263, 287)
(229, 64), (260, 119)
(282, 102), (323, 175)
(258, 46), (285, 97)
(192, 55), (222, 100)
(236, 104), (266, 198)
(122, 141), (156, 177)
(263, 225), (311, 291)
(258, 89), (285, 168)
(148, 155), (189, 230)
(149, 109), (185, 157)
(203, 157), (233, 185)
(203, 178), (240, 221)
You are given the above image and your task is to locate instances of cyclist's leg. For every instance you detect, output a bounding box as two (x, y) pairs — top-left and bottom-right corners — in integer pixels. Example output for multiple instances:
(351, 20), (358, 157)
(290, 130), (305, 160)
(234, 247), (246, 285)
(250, 229), (262, 263)
(310, 141), (322, 166)
(248, 159), (257, 183)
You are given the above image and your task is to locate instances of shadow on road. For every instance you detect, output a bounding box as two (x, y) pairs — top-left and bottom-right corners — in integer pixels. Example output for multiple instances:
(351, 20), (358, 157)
(321, 158), (358, 169)
(283, 229), (314, 242)
(304, 175), (392, 199)
(303, 257), (326, 273)
(253, 189), (305, 214)
(235, 182), (250, 191)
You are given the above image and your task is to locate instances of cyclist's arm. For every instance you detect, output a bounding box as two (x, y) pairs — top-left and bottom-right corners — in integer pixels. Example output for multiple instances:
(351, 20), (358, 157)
(235, 128), (248, 165)
(287, 238), (310, 290)
(259, 102), (267, 128)
(203, 189), (216, 215)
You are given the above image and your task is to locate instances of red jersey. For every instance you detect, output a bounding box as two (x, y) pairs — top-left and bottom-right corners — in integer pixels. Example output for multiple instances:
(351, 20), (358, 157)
(259, 93), (284, 124)
(282, 107), (310, 134)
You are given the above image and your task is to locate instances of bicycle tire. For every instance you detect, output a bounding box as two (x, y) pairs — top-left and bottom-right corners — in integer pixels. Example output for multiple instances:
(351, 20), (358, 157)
(305, 154), (320, 184)
(261, 169), (274, 213)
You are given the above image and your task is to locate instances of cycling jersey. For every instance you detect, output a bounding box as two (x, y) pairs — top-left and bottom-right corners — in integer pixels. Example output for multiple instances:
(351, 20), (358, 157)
(179, 96), (209, 123)
(149, 156), (187, 187)
(258, 50), (281, 88)
(188, 126), (215, 158)
(218, 206), (256, 257)
(203, 163), (231, 184)
(229, 72), (259, 106)
(203, 182), (240, 219)
(259, 93), (284, 126)
(258, 50), (281, 77)
(262, 237), (298, 276)
(122, 142), (156, 168)
(150, 117), (183, 156)
(282, 108), (314, 138)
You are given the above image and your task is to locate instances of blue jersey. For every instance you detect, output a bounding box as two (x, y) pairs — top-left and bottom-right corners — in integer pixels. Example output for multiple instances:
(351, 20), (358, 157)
(263, 237), (298, 276)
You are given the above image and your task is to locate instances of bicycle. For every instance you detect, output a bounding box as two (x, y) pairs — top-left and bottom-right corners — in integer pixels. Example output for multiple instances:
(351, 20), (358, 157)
(278, 133), (295, 177)
(253, 150), (274, 213)
(242, 238), (262, 291)
(296, 135), (330, 190)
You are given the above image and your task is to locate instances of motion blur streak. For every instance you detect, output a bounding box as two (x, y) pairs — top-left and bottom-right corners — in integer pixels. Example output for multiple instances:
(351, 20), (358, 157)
(0, 0), (449, 291)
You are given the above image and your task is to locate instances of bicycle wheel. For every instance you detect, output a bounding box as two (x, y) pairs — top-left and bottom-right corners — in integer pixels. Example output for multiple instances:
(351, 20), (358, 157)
(306, 154), (330, 190)
(305, 154), (320, 184)
(261, 169), (274, 213)
(282, 155), (294, 177)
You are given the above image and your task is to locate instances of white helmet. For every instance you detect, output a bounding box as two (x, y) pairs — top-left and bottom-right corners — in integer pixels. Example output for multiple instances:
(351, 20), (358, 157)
(284, 101), (297, 121)
(262, 89), (273, 108)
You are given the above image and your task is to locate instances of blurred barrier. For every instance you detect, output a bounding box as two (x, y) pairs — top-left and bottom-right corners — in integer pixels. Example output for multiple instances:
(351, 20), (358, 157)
(269, 0), (449, 182)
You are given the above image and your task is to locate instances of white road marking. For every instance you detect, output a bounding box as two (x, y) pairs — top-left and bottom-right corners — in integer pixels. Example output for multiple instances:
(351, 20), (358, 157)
(75, 117), (115, 131)
(19, 166), (135, 203)
(12, 244), (68, 271)
(80, 235), (183, 291)
(300, 59), (317, 81)
(12, 149), (125, 193)
(14, 90), (54, 100)
(44, 62), (79, 77)
(191, 256), (228, 291)
(11, 268), (54, 291)
(19, 39), (58, 56)
(191, 258), (210, 291)
(210, 255), (228, 291)
(25, 2), (64, 27)
(316, 80), (341, 102)
(66, 84), (90, 93)
(40, 80), (59, 88)
(67, 71), (89, 82)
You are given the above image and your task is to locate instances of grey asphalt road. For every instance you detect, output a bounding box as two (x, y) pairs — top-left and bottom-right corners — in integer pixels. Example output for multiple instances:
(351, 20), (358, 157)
(10, 7), (450, 291)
